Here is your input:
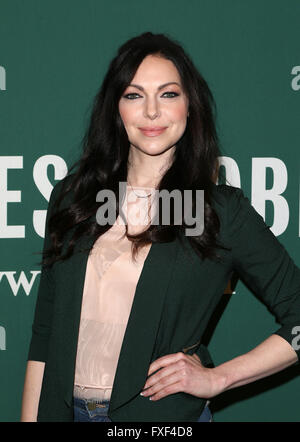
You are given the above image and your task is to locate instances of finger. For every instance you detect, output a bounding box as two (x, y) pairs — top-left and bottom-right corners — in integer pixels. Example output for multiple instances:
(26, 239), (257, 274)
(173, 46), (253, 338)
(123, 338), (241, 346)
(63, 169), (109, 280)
(142, 367), (185, 398)
(147, 352), (184, 376)
(143, 359), (184, 390)
(142, 369), (185, 397)
(150, 379), (184, 401)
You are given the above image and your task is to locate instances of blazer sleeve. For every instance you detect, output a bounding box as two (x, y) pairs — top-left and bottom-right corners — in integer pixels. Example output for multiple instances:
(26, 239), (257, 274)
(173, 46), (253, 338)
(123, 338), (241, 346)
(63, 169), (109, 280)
(225, 185), (300, 363)
(27, 180), (62, 362)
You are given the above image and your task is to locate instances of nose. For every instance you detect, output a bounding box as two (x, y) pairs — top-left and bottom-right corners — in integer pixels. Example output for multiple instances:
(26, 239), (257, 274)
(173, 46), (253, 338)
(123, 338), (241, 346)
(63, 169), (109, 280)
(143, 97), (160, 119)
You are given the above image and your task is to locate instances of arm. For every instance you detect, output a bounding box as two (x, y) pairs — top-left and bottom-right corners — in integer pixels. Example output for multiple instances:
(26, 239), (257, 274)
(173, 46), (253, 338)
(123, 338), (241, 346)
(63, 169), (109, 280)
(142, 334), (298, 400)
(142, 186), (300, 401)
(20, 361), (45, 422)
(212, 334), (298, 394)
(21, 178), (65, 421)
(213, 185), (300, 392)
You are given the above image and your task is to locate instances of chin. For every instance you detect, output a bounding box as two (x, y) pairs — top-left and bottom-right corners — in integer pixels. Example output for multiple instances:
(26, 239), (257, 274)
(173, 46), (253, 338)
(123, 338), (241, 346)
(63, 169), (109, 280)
(141, 146), (171, 156)
(134, 139), (174, 152)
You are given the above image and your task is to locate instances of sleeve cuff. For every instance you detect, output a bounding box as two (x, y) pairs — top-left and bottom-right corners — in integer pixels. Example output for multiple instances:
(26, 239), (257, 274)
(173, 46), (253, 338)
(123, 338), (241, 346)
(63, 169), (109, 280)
(27, 331), (49, 362)
(272, 325), (300, 364)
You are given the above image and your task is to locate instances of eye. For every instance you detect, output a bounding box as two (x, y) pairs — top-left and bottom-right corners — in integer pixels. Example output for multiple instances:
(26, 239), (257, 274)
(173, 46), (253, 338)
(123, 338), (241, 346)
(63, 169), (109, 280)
(123, 91), (180, 100)
(162, 91), (179, 98)
(123, 93), (140, 100)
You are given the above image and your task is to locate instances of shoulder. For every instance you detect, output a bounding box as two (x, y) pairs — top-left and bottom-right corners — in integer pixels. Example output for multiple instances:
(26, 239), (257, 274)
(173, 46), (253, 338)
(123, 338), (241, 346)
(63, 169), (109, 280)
(210, 182), (248, 216)
(210, 183), (259, 239)
(211, 183), (270, 246)
(50, 173), (74, 197)
(211, 182), (245, 201)
(49, 173), (75, 209)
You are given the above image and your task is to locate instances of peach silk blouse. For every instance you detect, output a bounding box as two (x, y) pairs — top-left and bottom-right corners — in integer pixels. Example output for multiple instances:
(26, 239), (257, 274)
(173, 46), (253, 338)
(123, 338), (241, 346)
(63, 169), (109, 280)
(73, 185), (155, 401)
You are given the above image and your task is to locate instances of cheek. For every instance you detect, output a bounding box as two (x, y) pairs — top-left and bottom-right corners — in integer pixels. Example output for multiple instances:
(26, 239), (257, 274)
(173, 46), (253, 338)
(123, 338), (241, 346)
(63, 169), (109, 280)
(118, 104), (128, 124)
(119, 104), (138, 126)
(169, 103), (188, 121)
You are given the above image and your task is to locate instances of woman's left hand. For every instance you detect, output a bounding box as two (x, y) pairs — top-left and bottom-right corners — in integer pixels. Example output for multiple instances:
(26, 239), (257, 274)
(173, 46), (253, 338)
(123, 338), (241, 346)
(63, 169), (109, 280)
(141, 352), (225, 401)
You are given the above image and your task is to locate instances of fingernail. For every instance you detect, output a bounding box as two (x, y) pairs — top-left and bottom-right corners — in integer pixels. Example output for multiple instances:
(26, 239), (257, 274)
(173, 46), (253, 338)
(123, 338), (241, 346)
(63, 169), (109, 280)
(140, 392), (144, 396)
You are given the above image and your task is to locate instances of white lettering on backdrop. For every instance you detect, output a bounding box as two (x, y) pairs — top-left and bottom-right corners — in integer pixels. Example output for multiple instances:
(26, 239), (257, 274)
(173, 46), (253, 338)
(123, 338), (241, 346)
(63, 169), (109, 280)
(0, 155), (299, 238)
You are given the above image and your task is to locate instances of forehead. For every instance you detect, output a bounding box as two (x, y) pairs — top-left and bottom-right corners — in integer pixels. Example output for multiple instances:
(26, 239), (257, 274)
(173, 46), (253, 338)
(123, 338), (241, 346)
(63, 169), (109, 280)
(131, 55), (182, 86)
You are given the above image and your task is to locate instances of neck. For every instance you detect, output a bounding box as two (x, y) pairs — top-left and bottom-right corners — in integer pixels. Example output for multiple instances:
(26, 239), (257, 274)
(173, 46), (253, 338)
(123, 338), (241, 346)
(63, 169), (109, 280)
(127, 146), (175, 188)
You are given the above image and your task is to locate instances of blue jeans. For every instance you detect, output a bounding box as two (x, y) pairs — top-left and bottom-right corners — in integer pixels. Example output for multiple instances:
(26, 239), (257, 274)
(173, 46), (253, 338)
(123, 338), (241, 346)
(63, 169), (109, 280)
(73, 396), (213, 422)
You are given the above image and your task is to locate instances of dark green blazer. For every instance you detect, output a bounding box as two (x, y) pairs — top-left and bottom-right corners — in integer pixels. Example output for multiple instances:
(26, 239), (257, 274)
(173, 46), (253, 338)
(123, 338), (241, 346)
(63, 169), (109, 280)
(27, 177), (300, 422)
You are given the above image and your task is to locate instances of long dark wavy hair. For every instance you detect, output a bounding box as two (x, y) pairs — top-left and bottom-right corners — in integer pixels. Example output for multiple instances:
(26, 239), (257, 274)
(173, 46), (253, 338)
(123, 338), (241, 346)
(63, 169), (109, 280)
(40, 31), (228, 269)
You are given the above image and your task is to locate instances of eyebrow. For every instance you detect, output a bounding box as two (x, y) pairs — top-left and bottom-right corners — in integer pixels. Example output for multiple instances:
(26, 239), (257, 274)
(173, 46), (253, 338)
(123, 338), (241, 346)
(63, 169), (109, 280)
(128, 82), (181, 91)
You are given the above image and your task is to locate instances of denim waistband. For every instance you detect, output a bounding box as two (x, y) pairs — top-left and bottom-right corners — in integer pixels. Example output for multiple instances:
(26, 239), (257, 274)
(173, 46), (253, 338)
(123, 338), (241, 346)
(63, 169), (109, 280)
(74, 395), (110, 411)
(73, 395), (210, 409)
(73, 396), (212, 422)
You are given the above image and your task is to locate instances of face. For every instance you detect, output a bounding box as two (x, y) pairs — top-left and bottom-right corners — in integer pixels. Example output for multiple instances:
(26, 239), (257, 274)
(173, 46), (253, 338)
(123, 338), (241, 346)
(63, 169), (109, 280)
(118, 55), (189, 157)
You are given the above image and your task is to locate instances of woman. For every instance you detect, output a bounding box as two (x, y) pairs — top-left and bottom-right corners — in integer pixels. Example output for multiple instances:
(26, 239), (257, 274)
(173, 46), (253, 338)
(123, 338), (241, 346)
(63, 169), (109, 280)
(21, 32), (300, 422)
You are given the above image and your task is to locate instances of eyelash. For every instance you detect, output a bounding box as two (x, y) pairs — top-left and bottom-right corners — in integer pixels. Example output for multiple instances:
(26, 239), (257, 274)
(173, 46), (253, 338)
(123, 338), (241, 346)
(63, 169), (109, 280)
(123, 91), (180, 100)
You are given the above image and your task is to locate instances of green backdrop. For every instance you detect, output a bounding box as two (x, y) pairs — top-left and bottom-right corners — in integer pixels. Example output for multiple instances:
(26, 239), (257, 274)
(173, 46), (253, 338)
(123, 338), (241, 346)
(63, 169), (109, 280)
(0, 0), (299, 422)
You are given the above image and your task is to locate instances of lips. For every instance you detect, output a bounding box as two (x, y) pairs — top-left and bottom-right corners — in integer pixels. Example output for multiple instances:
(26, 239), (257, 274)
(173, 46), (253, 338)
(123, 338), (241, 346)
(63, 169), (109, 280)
(139, 127), (167, 137)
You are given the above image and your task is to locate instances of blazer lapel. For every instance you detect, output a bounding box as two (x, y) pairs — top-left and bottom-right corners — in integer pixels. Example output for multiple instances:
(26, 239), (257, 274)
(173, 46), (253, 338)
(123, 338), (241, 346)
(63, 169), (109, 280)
(63, 215), (180, 413)
(108, 238), (179, 413)
(62, 226), (96, 407)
